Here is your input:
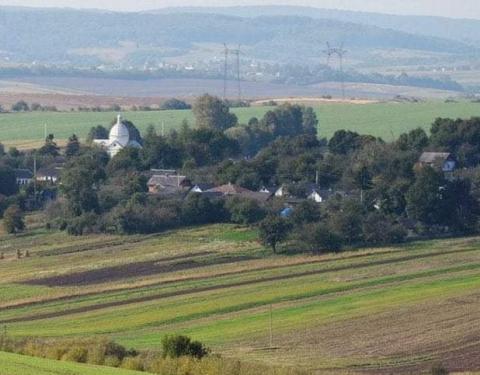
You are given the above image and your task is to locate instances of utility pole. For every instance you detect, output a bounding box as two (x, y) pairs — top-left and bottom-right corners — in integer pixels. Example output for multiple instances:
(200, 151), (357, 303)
(269, 304), (273, 348)
(33, 154), (37, 208)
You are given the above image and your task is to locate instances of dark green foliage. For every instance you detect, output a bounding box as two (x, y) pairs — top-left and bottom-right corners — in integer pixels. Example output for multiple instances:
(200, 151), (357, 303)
(430, 117), (480, 167)
(226, 197), (266, 224)
(65, 134), (80, 158)
(290, 200), (322, 225)
(258, 215), (292, 253)
(397, 128), (429, 151)
(11, 100), (29, 112)
(161, 335), (209, 359)
(406, 167), (447, 226)
(87, 125), (109, 142)
(431, 364), (449, 375)
(362, 212), (407, 245)
(160, 98), (191, 110)
(2, 204), (25, 234)
(298, 223), (343, 253)
(0, 166), (17, 196)
(181, 193), (226, 225)
(192, 94), (237, 131)
(107, 147), (143, 176)
(38, 134), (59, 157)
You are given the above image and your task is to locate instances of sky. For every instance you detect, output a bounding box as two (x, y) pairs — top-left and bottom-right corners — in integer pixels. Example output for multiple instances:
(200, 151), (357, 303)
(0, 0), (480, 20)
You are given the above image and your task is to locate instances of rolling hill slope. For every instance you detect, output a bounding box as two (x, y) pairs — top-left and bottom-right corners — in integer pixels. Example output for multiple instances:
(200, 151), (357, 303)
(1, 221), (480, 373)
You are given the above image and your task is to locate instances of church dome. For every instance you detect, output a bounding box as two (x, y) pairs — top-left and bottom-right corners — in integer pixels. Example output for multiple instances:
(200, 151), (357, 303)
(109, 115), (130, 147)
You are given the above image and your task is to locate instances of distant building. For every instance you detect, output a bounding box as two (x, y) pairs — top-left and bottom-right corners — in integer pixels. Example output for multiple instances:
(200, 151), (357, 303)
(148, 173), (191, 195)
(418, 152), (456, 173)
(36, 166), (62, 183)
(259, 185), (278, 195)
(94, 115), (142, 157)
(190, 183), (215, 193)
(204, 183), (271, 204)
(14, 169), (33, 185)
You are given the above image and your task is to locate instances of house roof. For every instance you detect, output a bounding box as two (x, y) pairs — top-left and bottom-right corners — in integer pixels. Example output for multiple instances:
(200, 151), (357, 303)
(148, 175), (188, 188)
(37, 167), (61, 178)
(206, 183), (253, 195)
(15, 169), (33, 179)
(419, 152), (452, 164)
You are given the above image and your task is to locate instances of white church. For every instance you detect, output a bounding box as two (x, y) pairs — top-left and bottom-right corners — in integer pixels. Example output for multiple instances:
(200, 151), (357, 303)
(94, 115), (142, 157)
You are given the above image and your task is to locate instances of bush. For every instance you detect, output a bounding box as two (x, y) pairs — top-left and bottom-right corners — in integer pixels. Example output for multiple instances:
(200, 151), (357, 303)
(62, 346), (88, 363)
(226, 197), (266, 224)
(121, 357), (145, 371)
(160, 98), (191, 110)
(431, 364), (449, 375)
(302, 223), (343, 253)
(161, 335), (209, 359)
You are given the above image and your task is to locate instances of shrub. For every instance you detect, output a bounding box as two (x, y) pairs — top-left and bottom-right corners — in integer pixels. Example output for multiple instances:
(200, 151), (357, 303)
(431, 364), (449, 375)
(161, 335), (209, 359)
(121, 357), (144, 371)
(226, 197), (266, 224)
(62, 346), (88, 363)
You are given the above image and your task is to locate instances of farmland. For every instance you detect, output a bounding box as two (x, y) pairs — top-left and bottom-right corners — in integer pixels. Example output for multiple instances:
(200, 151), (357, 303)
(2, 217), (480, 373)
(0, 351), (148, 375)
(1, 100), (480, 149)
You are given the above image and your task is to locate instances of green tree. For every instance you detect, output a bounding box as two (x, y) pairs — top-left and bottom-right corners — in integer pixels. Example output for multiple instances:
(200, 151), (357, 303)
(258, 215), (292, 253)
(0, 166), (17, 196)
(3, 205), (25, 234)
(226, 197), (265, 224)
(11, 100), (29, 112)
(38, 134), (59, 157)
(87, 125), (109, 142)
(406, 167), (446, 226)
(65, 134), (80, 158)
(192, 94), (237, 131)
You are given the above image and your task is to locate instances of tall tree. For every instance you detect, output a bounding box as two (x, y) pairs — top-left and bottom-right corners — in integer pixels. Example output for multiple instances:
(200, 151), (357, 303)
(192, 94), (237, 131)
(65, 134), (80, 158)
(258, 215), (292, 253)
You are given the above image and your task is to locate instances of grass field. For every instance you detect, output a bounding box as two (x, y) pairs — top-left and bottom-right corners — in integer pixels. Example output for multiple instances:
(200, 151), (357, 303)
(1, 217), (480, 374)
(0, 351), (148, 375)
(1, 101), (480, 149)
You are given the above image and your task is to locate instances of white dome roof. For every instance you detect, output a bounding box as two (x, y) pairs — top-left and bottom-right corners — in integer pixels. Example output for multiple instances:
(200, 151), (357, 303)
(109, 114), (130, 146)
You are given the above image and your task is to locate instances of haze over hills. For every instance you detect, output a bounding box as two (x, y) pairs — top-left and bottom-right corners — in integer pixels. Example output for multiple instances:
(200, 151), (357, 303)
(152, 6), (480, 47)
(0, 5), (476, 67)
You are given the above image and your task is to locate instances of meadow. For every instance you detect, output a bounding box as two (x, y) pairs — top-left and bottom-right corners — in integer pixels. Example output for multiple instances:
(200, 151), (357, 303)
(1, 100), (480, 149)
(1, 217), (480, 373)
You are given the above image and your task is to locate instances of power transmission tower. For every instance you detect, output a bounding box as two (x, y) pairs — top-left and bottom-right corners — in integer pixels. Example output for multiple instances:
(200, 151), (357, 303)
(222, 43), (243, 101)
(223, 43), (229, 100)
(323, 42), (347, 100)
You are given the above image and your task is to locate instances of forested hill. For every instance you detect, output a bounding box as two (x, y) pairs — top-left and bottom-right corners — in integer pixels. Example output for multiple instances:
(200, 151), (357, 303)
(0, 6), (475, 66)
(154, 6), (480, 47)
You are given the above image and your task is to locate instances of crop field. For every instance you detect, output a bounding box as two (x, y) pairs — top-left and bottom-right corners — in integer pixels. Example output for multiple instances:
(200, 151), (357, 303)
(1, 101), (480, 149)
(1, 218), (480, 374)
(0, 351), (148, 375)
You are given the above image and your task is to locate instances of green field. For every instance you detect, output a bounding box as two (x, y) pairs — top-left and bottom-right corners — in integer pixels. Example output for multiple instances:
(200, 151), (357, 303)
(1, 101), (480, 148)
(0, 351), (148, 375)
(1, 217), (480, 373)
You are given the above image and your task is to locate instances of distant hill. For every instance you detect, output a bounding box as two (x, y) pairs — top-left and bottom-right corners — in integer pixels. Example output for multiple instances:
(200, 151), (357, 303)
(0, 6), (475, 67)
(152, 6), (480, 47)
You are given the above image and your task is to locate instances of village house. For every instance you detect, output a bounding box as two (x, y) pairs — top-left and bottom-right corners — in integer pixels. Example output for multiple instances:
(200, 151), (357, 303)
(190, 183), (215, 193)
(204, 183), (271, 204)
(147, 173), (191, 195)
(417, 152), (456, 173)
(36, 166), (62, 183)
(14, 169), (33, 185)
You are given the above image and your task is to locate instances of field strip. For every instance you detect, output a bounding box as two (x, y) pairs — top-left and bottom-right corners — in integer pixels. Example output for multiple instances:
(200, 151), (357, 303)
(3, 262), (480, 327)
(0, 350), (149, 375)
(114, 272), (480, 349)
(4, 241), (478, 311)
